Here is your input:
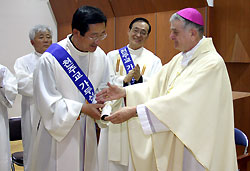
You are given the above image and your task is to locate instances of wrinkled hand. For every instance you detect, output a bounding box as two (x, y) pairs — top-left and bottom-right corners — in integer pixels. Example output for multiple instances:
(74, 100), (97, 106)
(96, 82), (126, 104)
(133, 64), (141, 81)
(123, 69), (134, 83)
(81, 103), (105, 120)
(105, 106), (137, 124)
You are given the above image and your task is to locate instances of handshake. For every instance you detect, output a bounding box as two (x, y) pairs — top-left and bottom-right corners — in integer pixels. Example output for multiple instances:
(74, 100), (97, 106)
(123, 64), (141, 83)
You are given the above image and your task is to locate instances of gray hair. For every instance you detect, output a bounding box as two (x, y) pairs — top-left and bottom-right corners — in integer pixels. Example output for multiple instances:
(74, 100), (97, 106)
(29, 24), (52, 41)
(170, 13), (204, 38)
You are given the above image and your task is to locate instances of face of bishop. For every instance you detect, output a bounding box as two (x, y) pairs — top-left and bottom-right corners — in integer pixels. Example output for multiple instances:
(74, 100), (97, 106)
(169, 19), (198, 53)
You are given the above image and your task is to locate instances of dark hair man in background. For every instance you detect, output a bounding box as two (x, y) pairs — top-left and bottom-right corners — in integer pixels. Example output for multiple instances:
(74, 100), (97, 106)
(98, 17), (162, 171)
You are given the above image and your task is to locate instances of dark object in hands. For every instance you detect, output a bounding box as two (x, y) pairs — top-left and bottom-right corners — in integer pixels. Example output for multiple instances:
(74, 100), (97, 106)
(101, 115), (108, 121)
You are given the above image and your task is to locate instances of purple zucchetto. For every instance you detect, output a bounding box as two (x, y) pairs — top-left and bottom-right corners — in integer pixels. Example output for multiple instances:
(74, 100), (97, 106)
(176, 8), (204, 26)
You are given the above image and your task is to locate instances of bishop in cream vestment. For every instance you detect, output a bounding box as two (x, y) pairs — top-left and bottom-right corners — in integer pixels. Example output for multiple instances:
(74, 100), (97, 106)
(124, 38), (237, 171)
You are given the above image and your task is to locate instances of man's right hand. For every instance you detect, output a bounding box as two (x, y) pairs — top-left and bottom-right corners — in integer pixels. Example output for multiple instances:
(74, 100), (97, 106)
(81, 103), (105, 120)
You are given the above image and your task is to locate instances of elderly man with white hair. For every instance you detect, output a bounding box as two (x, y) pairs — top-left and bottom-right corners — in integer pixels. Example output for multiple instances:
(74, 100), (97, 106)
(14, 24), (52, 171)
(96, 8), (238, 171)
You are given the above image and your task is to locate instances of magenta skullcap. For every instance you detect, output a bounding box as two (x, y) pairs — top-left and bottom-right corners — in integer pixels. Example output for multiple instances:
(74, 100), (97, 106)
(176, 8), (204, 26)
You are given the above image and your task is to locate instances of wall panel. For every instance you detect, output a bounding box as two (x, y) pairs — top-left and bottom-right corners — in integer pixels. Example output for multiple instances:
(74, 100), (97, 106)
(151, 0), (207, 12)
(110, 0), (155, 17)
(77, 0), (114, 17)
(50, 0), (77, 24)
(99, 17), (115, 53)
(226, 63), (250, 92)
(57, 23), (71, 41)
(211, 0), (250, 62)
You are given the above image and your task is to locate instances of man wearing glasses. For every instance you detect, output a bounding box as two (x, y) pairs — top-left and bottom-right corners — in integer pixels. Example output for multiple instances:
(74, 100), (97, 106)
(98, 18), (162, 171)
(28, 6), (110, 171)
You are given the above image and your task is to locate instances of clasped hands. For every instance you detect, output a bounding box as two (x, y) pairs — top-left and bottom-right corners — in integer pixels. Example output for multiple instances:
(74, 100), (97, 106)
(94, 82), (137, 124)
(123, 64), (141, 83)
(80, 82), (126, 121)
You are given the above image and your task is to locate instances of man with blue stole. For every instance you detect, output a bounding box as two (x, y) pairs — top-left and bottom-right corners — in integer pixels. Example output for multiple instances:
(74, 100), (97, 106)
(29, 6), (110, 171)
(98, 18), (162, 171)
(96, 8), (238, 171)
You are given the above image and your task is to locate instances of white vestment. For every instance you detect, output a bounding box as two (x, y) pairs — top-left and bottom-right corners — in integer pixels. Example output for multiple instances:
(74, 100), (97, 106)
(125, 38), (238, 171)
(29, 35), (110, 171)
(14, 51), (42, 170)
(98, 45), (162, 171)
(0, 64), (17, 171)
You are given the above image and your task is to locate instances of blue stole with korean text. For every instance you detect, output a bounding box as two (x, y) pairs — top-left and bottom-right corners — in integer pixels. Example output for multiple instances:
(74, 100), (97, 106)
(118, 46), (135, 84)
(46, 43), (95, 103)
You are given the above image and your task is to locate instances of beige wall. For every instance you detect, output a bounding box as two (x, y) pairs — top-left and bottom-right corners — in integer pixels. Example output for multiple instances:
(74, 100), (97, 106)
(0, 0), (57, 117)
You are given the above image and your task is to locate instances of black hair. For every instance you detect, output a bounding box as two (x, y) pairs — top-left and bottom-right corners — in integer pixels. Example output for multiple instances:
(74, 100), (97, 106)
(129, 17), (151, 35)
(72, 6), (107, 36)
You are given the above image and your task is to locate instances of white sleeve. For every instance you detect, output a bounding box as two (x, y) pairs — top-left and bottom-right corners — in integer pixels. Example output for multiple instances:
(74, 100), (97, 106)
(33, 56), (82, 142)
(137, 104), (169, 135)
(14, 58), (33, 96)
(0, 66), (17, 108)
(95, 53), (111, 93)
(142, 58), (162, 82)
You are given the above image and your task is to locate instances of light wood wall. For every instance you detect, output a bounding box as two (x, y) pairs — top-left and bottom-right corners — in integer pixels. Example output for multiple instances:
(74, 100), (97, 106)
(49, 0), (208, 64)
(209, 1), (250, 164)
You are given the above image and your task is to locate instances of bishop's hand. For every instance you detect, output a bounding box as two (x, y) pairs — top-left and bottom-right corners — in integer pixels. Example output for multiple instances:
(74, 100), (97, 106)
(96, 82), (126, 104)
(105, 106), (137, 124)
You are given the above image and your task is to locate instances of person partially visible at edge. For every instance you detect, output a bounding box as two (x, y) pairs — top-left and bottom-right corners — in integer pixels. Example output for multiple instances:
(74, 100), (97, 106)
(28, 6), (110, 171)
(14, 24), (52, 171)
(96, 8), (238, 171)
(0, 64), (17, 171)
(98, 17), (162, 171)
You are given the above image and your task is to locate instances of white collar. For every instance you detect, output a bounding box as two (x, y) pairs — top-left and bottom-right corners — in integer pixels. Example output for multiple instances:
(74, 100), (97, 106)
(181, 36), (205, 67)
(127, 44), (144, 55)
(34, 51), (42, 57)
(66, 34), (92, 56)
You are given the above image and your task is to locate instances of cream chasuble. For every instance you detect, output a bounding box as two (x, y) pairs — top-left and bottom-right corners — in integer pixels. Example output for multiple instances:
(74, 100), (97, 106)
(29, 35), (110, 171)
(125, 38), (238, 171)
